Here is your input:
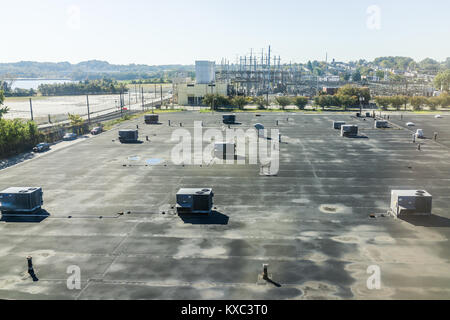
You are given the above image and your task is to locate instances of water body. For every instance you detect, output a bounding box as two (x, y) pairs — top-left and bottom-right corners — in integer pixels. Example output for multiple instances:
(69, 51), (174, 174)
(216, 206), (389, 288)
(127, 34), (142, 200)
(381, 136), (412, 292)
(9, 79), (75, 90)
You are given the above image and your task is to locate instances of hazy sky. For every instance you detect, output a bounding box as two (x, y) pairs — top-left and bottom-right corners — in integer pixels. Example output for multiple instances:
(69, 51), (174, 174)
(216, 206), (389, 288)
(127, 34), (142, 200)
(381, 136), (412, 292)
(1, 0), (449, 65)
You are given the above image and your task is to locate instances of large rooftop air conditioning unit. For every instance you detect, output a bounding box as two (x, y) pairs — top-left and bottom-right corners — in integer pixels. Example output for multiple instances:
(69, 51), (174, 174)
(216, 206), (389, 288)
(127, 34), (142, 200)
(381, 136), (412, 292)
(214, 142), (236, 160)
(223, 114), (236, 124)
(375, 120), (389, 129)
(145, 114), (159, 124)
(176, 188), (214, 214)
(390, 190), (432, 217)
(119, 130), (139, 143)
(0, 187), (43, 214)
(333, 121), (346, 129)
(341, 125), (358, 137)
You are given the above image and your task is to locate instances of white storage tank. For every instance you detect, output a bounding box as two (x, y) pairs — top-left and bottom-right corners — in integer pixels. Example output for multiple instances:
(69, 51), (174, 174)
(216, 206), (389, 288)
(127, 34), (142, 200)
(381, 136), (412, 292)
(195, 61), (216, 84)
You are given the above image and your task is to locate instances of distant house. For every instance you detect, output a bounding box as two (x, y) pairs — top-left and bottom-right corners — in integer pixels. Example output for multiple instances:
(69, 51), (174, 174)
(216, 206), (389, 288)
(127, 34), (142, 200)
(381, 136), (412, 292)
(323, 87), (339, 95)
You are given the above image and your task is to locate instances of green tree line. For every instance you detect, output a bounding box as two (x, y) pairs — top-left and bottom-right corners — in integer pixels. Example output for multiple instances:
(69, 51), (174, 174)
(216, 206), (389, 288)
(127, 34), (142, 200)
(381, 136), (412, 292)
(313, 85), (371, 110)
(38, 78), (128, 96)
(0, 90), (40, 157)
(375, 94), (450, 111)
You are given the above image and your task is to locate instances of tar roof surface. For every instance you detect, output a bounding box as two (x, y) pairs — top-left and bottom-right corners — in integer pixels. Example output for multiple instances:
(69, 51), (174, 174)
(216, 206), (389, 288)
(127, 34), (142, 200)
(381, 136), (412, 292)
(1, 111), (450, 300)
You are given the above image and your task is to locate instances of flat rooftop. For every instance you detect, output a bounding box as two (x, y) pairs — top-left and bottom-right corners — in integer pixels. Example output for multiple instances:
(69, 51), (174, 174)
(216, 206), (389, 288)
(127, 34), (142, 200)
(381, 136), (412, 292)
(1, 111), (450, 300)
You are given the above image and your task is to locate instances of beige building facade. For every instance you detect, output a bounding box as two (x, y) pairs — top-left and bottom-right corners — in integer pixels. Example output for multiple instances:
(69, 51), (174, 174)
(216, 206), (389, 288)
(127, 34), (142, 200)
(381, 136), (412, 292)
(177, 82), (228, 106)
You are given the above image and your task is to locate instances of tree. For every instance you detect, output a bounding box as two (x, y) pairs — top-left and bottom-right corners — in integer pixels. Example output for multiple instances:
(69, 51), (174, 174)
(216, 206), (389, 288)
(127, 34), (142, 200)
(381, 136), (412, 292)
(230, 96), (250, 110)
(337, 85), (371, 102)
(410, 96), (427, 111)
(336, 94), (358, 110)
(426, 97), (440, 111)
(341, 73), (351, 81)
(434, 70), (450, 92)
(0, 90), (9, 119)
(376, 70), (385, 80)
(293, 96), (308, 110)
(374, 96), (390, 110)
(275, 96), (291, 109)
(203, 94), (230, 110)
(314, 95), (339, 110)
(390, 96), (404, 111)
(252, 96), (268, 110)
(352, 70), (361, 82)
(68, 113), (85, 135)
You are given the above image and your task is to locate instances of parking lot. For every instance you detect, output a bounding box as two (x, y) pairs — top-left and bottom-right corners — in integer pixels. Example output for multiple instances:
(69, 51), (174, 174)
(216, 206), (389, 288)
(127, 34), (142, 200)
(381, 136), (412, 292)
(1, 111), (450, 299)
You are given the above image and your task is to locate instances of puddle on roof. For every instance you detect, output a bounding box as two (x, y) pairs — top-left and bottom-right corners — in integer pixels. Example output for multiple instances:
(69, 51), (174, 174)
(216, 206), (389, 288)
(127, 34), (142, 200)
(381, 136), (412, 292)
(146, 158), (164, 165)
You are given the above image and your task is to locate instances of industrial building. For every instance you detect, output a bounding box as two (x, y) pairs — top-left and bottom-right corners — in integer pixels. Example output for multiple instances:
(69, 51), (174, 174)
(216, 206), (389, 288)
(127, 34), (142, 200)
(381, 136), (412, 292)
(176, 60), (229, 106)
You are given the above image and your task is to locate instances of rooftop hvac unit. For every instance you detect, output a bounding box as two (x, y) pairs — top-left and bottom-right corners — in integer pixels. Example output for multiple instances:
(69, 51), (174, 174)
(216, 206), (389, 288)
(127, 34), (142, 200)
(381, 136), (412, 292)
(214, 142), (236, 160)
(0, 187), (43, 214)
(333, 121), (346, 129)
(390, 190), (432, 217)
(375, 120), (389, 129)
(341, 125), (358, 137)
(176, 188), (214, 214)
(223, 114), (236, 124)
(119, 130), (139, 143)
(145, 114), (159, 124)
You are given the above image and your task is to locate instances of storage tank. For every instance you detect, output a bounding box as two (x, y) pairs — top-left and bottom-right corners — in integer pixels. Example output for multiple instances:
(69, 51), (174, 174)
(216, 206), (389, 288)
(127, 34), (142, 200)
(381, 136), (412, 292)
(0, 187), (43, 214)
(195, 61), (216, 84)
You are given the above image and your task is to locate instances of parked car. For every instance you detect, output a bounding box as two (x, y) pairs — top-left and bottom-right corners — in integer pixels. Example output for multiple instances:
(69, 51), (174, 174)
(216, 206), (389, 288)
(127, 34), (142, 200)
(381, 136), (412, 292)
(90, 127), (103, 135)
(33, 143), (50, 153)
(63, 133), (77, 141)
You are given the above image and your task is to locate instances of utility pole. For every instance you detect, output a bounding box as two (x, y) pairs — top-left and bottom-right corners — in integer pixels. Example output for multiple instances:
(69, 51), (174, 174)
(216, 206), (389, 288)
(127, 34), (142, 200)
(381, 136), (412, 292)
(135, 84), (138, 103)
(128, 91), (131, 112)
(141, 87), (145, 111)
(29, 98), (34, 121)
(86, 94), (91, 124)
(160, 85), (163, 109)
(120, 92), (123, 116)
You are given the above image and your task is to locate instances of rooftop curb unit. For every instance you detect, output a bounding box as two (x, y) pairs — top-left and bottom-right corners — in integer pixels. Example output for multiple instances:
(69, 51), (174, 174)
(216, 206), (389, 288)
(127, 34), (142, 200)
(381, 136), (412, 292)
(176, 188), (214, 214)
(214, 142), (236, 160)
(333, 121), (346, 130)
(145, 114), (159, 124)
(119, 130), (138, 143)
(375, 120), (389, 129)
(341, 125), (358, 137)
(0, 187), (43, 214)
(390, 190), (432, 217)
(223, 114), (236, 125)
